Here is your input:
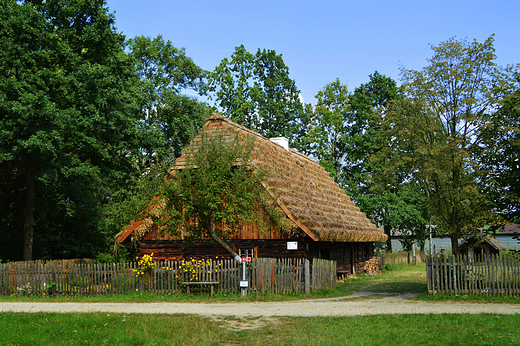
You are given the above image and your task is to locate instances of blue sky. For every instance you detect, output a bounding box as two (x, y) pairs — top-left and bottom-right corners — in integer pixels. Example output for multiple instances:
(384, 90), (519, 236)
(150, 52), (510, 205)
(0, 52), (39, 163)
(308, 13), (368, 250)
(105, 0), (518, 105)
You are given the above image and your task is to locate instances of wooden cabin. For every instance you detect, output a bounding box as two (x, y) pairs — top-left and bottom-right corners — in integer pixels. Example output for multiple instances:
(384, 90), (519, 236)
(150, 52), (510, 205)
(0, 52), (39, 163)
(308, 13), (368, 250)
(116, 115), (387, 276)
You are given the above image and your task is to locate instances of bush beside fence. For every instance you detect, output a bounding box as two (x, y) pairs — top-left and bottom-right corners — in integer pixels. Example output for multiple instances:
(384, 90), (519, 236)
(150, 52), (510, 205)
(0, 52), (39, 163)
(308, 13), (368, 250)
(426, 253), (520, 296)
(0, 258), (336, 296)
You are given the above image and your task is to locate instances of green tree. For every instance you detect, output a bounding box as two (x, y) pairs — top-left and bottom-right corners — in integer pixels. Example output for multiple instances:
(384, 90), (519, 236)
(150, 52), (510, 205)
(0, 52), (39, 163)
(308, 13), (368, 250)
(207, 45), (304, 142)
(0, 0), (141, 260)
(382, 36), (517, 254)
(127, 35), (209, 162)
(342, 72), (427, 252)
(346, 71), (403, 187)
(480, 75), (520, 222)
(302, 79), (350, 181)
(158, 130), (284, 260)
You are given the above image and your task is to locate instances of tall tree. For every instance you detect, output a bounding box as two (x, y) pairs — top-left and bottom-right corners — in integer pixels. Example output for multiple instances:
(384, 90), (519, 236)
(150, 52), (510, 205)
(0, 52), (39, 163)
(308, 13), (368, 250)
(302, 79), (350, 181)
(346, 72), (428, 251)
(207, 45), (304, 142)
(480, 75), (520, 222)
(0, 0), (140, 260)
(346, 71), (403, 187)
(382, 36), (517, 254)
(127, 35), (209, 162)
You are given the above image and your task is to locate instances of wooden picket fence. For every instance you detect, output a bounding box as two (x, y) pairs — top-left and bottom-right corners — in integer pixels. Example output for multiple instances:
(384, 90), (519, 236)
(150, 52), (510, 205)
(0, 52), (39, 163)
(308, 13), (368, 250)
(0, 258), (336, 296)
(426, 253), (520, 296)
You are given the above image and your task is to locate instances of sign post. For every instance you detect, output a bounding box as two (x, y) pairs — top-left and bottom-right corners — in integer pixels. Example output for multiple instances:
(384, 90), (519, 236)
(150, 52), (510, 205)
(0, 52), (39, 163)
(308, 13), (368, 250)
(240, 256), (251, 296)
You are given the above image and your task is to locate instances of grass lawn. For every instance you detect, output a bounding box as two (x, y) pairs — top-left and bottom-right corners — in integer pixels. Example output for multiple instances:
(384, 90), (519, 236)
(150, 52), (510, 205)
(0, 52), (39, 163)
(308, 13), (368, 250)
(1, 312), (519, 345)
(1, 263), (519, 345)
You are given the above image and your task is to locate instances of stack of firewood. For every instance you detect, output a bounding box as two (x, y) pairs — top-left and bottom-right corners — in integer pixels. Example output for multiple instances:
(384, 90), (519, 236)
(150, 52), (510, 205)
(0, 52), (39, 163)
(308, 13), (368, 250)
(363, 256), (380, 275)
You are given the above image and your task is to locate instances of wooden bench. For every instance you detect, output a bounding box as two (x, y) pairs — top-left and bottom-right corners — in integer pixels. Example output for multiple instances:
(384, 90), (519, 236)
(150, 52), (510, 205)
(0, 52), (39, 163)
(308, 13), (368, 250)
(182, 282), (219, 296)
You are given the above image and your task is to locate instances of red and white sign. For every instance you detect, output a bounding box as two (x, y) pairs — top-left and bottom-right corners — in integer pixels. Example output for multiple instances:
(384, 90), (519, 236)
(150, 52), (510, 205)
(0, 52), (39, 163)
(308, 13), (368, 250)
(241, 257), (252, 262)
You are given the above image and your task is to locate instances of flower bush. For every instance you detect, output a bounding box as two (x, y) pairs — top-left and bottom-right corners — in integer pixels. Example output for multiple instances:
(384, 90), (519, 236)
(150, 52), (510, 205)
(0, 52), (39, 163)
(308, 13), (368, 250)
(133, 253), (156, 277)
(176, 257), (221, 282)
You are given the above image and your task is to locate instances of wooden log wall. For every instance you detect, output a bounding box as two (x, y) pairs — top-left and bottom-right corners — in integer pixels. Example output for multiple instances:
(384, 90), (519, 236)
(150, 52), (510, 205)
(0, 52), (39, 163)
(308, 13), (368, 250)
(137, 239), (307, 261)
(142, 215), (293, 242)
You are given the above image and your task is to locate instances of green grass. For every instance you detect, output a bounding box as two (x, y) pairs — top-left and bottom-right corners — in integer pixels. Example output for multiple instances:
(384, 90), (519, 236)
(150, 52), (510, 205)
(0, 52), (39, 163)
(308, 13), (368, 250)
(334, 262), (428, 295)
(1, 312), (519, 345)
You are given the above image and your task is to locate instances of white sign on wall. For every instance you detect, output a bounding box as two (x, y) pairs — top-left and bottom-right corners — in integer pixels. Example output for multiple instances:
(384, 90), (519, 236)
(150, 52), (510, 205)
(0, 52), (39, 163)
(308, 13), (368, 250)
(287, 241), (298, 250)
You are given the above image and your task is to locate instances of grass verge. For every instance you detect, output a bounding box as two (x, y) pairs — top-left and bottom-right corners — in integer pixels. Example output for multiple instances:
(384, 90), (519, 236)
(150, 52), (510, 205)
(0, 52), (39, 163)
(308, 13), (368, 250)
(1, 311), (519, 346)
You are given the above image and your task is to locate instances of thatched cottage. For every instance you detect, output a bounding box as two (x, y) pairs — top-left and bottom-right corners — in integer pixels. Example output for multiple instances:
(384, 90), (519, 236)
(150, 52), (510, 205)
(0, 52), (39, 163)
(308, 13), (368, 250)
(116, 115), (387, 276)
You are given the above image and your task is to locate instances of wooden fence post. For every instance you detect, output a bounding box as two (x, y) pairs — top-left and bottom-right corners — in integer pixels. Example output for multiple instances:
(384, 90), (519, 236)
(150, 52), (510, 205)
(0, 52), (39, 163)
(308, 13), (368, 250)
(304, 259), (310, 294)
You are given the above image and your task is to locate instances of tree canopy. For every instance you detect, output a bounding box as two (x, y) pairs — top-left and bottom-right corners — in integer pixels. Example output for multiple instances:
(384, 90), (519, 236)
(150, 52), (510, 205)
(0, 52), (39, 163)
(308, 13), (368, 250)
(0, 0), (141, 260)
(206, 45), (304, 142)
(301, 79), (350, 181)
(127, 35), (209, 162)
(381, 36), (518, 253)
(479, 75), (520, 223)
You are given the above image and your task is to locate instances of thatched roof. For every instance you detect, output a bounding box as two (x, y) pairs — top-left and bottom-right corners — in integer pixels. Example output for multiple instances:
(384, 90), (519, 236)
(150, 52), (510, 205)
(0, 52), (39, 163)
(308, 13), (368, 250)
(117, 114), (387, 243)
(116, 197), (165, 244)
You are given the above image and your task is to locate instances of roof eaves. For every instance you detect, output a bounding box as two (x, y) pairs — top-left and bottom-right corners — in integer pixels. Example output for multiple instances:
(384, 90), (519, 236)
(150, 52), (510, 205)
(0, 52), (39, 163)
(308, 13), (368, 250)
(117, 219), (142, 243)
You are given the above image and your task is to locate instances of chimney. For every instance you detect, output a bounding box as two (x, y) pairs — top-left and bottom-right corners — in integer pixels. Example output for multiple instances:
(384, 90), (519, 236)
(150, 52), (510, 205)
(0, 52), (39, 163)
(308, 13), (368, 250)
(270, 137), (289, 151)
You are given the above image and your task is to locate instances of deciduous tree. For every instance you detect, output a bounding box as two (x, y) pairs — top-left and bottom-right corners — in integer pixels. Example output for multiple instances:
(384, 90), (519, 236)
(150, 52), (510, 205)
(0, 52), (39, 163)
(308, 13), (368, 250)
(382, 36), (517, 254)
(479, 75), (520, 222)
(207, 45), (304, 142)
(302, 79), (350, 181)
(0, 0), (141, 260)
(347, 72), (428, 251)
(127, 35), (209, 162)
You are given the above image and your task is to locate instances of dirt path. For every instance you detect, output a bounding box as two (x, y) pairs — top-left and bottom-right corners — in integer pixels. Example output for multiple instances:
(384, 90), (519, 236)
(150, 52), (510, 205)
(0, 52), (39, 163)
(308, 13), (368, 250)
(1, 293), (519, 317)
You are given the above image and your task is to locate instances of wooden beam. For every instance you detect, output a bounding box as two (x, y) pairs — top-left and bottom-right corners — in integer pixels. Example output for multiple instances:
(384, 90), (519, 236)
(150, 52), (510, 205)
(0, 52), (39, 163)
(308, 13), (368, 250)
(117, 219), (143, 243)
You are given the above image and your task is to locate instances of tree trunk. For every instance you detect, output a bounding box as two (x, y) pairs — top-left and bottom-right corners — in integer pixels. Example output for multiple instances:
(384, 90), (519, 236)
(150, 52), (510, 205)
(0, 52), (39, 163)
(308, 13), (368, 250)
(23, 154), (37, 261)
(205, 212), (242, 263)
(384, 224), (392, 252)
(450, 233), (460, 255)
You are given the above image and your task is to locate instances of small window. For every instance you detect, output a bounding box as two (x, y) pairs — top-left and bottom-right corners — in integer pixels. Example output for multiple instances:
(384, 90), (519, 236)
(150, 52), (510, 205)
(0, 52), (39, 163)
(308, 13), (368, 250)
(239, 248), (253, 260)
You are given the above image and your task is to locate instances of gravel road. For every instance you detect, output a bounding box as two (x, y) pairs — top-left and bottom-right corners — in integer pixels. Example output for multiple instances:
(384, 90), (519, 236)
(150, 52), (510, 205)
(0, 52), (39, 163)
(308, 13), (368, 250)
(1, 293), (519, 317)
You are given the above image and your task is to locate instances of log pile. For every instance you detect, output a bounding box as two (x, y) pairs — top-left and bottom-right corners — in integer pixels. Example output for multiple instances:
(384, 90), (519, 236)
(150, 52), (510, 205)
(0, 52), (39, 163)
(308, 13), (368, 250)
(363, 256), (379, 275)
